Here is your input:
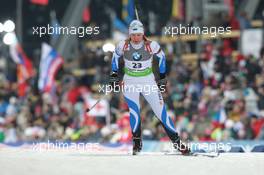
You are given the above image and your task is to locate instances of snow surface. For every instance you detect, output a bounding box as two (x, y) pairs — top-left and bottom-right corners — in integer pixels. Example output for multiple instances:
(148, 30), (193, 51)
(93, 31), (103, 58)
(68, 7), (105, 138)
(0, 148), (263, 175)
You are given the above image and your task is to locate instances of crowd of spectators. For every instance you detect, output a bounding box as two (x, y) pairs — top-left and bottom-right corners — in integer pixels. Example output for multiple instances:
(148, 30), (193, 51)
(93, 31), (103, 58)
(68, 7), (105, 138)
(1, 37), (264, 144)
(0, 5), (264, 144)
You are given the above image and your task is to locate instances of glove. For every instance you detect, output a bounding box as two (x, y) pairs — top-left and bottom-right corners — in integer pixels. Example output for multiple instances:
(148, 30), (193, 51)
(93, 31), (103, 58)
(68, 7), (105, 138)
(157, 73), (167, 92)
(109, 71), (120, 88)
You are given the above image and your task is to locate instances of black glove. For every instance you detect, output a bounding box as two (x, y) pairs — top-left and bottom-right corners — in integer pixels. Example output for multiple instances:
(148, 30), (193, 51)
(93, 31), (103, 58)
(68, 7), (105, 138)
(109, 71), (120, 88)
(157, 73), (167, 92)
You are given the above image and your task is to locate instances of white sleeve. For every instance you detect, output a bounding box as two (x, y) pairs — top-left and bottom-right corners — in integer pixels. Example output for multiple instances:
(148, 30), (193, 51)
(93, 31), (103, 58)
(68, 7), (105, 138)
(150, 41), (161, 54)
(150, 41), (166, 74)
(115, 40), (125, 56)
(111, 40), (125, 72)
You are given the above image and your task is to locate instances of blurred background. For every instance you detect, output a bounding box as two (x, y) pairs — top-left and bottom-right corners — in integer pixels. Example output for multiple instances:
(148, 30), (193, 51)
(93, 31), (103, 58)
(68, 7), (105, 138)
(0, 0), (264, 144)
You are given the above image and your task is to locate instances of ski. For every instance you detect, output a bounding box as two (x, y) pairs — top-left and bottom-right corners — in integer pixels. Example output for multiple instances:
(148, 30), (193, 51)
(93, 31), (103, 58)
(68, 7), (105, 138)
(131, 151), (220, 158)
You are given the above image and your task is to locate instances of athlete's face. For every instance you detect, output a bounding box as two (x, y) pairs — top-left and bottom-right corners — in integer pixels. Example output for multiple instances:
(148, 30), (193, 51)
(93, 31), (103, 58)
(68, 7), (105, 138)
(130, 33), (143, 44)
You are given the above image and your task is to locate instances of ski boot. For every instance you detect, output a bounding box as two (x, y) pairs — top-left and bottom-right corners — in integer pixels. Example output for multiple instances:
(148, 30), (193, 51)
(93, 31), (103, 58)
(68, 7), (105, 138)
(132, 137), (142, 155)
(173, 136), (191, 155)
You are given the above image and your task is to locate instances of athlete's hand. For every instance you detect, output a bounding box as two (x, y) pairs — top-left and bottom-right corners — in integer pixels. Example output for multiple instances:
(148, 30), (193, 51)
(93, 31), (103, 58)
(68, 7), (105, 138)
(109, 71), (120, 88)
(157, 78), (167, 92)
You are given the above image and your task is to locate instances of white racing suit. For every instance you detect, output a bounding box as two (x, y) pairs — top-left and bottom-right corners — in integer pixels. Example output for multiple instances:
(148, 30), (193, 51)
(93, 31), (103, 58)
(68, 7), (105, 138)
(111, 38), (178, 141)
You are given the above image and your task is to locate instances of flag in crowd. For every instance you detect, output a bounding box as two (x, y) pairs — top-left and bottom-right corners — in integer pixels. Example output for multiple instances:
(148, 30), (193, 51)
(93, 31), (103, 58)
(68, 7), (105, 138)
(171, 0), (184, 19)
(122, 0), (135, 24)
(38, 43), (64, 93)
(9, 41), (34, 97)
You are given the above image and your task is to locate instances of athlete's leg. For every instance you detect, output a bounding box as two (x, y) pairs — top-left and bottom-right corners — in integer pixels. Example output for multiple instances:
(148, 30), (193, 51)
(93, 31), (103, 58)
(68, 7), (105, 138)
(141, 81), (190, 154)
(123, 82), (142, 154)
(141, 87), (178, 140)
(123, 88), (141, 137)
